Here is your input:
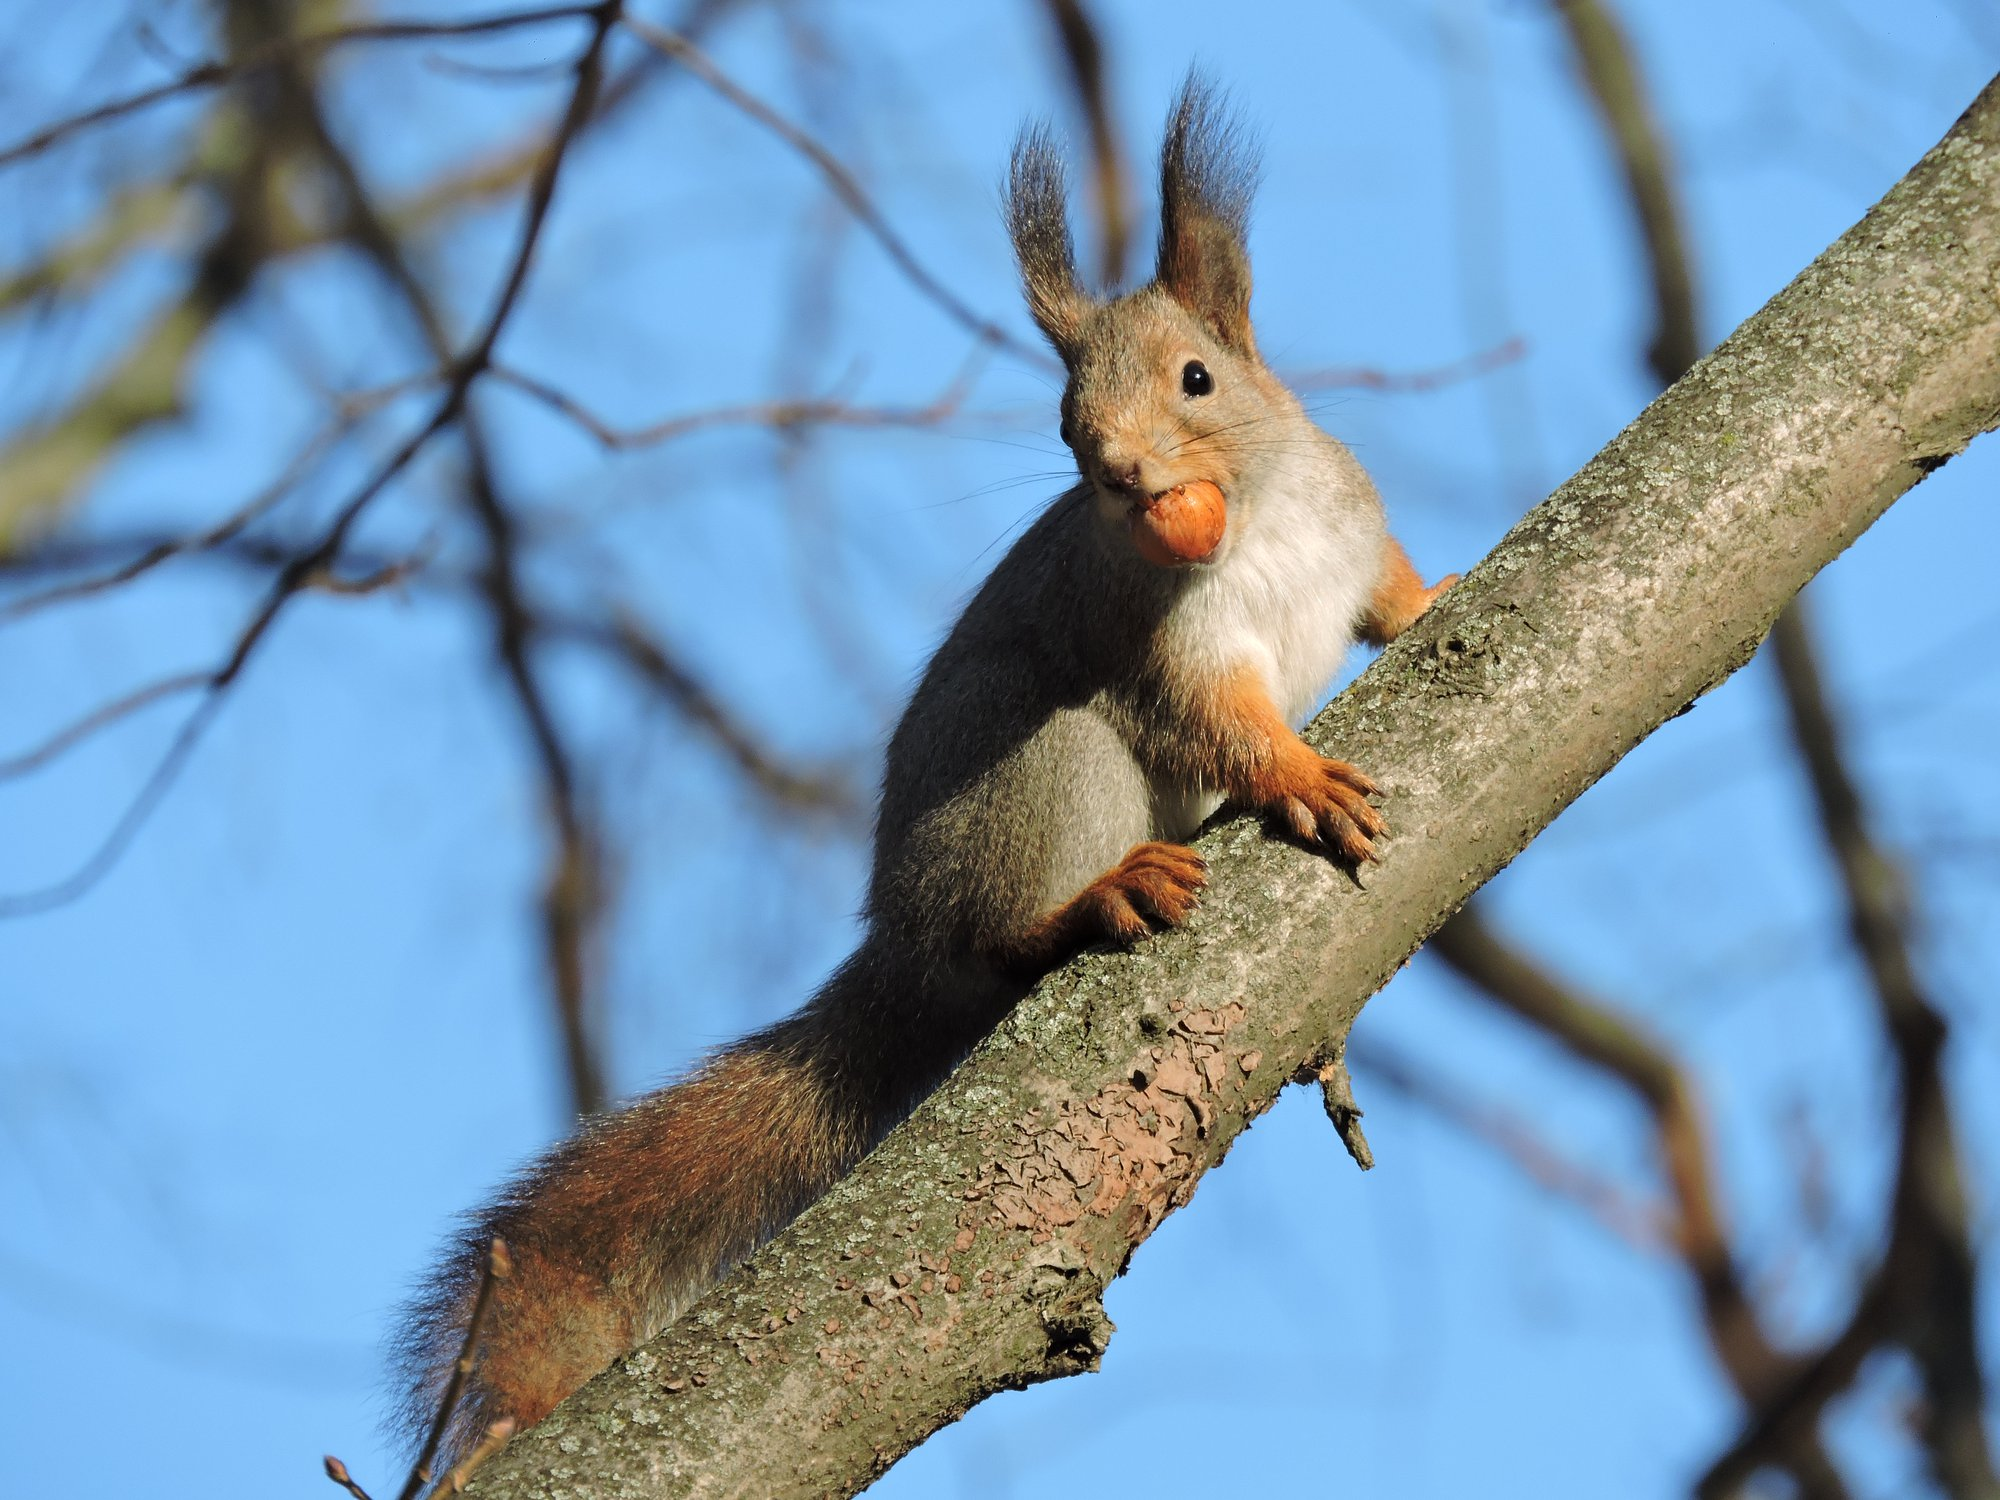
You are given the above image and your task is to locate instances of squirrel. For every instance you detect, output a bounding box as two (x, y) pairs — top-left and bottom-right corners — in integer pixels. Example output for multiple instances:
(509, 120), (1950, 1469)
(392, 75), (1456, 1472)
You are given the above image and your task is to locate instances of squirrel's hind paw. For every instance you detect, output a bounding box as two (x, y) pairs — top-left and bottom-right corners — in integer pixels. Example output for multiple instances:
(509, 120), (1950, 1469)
(1093, 841), (1208, 935)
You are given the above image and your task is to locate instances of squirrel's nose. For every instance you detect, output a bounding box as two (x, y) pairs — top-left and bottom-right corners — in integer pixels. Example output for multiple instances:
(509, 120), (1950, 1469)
(1102, 458), (1145, 494)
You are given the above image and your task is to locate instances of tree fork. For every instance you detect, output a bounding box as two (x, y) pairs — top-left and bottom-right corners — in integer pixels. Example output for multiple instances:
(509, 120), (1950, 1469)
(465, 77), (2000, 1500)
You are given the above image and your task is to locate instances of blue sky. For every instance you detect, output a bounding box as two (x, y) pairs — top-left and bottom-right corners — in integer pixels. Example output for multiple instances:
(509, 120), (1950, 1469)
(1, 2), (1996, 1496)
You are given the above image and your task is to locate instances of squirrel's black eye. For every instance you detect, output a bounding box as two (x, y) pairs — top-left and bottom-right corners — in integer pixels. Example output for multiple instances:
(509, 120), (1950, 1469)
(1181, 360), (1213, 397)
(1059, 417), (1075, 448)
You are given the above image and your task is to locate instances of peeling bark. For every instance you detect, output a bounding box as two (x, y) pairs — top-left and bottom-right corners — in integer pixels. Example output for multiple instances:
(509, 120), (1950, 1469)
(465, 77), (2000, 1500)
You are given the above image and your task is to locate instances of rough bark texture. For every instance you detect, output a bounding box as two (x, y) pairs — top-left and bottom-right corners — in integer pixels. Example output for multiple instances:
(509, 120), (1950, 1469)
(465, 78), (2000, 1500)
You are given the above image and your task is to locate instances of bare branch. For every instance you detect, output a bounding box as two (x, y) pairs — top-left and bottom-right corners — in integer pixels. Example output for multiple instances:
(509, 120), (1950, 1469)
(1534, 7), (1992, 1493)
(621, 16), (1052, 367)
(245, 0), (624, 1116)
(0, 6), (602, 170)
(0, 671), (209, 781)
(544, 608), (864, 821)
(1425, 910), (1838, 1486)
(1299, 1041), (1375, 1170)
(322, 1456), (377, 1500)
(488, 356), (984, 449)
(1287, 336), (1526, 393)
(0, 404), (447, 918)
(440, 1420), (518, 1495)
(1425, 12), (1847, 1491)
(1547, 0), (1701, 385)
(0, 0), (621, 919)
(1699, 605), (1999, 1498)
(1037, 0), (1133, 288)
(0, 411), (364, 625)
(0, 176), (187, 312)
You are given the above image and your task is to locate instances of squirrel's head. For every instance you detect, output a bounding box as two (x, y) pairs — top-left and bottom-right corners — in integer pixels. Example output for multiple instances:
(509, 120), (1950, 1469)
(1007, 75), (1297, 568)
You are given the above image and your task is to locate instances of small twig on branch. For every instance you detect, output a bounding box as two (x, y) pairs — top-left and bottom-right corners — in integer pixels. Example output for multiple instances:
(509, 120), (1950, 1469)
(401, 1239), (514, 1500)
(322, 1455), (377, 1500)
(621, 16), (1050, 367)
(440, 1420), (518, 1495)
(1298, 1041), (1374, 1170)
(302, 547), (434, 596)
(320, 1240), (515, 1500)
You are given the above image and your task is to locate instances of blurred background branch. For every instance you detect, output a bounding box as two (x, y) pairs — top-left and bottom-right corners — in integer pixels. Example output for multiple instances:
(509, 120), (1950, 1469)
(1421, 3), (1993, 1495)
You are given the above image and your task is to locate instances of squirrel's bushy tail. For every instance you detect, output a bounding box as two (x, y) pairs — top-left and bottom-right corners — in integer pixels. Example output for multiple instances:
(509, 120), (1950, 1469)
(393, 948), (967, 1472)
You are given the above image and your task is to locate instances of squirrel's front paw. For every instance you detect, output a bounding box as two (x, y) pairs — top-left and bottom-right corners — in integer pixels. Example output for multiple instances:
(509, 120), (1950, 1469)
(1269, 757), (1385, 865)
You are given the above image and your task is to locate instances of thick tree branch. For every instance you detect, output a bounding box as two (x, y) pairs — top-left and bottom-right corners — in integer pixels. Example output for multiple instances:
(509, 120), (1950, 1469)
(464, 81), (2000, 1499)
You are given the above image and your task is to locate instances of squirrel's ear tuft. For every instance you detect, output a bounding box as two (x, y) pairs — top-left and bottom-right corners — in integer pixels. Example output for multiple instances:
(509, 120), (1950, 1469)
(1155, 72), (1261, 352)
(1007, 124), (1088, 360)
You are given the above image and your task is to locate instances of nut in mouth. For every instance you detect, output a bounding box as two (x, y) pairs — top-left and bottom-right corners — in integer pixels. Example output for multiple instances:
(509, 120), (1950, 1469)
(1129, 479), (1227, 567)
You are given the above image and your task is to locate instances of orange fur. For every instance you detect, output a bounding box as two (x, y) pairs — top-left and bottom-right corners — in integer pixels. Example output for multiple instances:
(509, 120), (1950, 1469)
(1359, 536), (1458, 646)
(1150, 665), (1385, 865)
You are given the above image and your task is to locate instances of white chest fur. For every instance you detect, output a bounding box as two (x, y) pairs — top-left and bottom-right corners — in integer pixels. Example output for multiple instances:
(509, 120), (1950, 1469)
(1160, 459), (1384, 723)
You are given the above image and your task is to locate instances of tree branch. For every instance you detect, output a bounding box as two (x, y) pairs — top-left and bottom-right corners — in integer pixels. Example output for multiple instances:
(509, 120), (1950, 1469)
(621, 16), (1050, 367)
(1548, 0), (1702, 385)
(0, 5), (602, 169)
(1037, 0), (1132, 289)
(0, 0), (618, 917)
(1426, 911), (1852, 1498)
(249, 0), (625, 1117)
(461, 77), (2000, 1500)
